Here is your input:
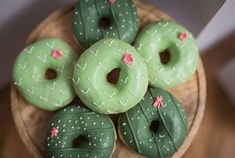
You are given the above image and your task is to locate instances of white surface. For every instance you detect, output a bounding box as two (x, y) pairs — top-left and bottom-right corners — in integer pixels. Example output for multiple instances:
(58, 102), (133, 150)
(197, 0), (235, 51)
(218, 58), (235, 106)
(147, 0), (225, 36)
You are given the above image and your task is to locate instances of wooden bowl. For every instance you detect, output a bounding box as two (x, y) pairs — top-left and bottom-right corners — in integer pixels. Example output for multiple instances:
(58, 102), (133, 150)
(10, 1), (206, 158)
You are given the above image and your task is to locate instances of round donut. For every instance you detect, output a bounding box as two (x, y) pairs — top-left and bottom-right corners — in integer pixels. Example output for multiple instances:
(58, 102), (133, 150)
(12, 38), (78, 111)
(134, 20), (199, 88)
(46, 105), (116, 158)
(73, 38), (148, 114)
(72, 0), (139, 48)
(118, 87), (187, 158)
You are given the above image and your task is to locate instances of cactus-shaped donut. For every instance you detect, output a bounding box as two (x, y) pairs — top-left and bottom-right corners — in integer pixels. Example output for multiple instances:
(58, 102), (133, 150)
(46, 105), (116, 158)
(73, 0), (139, 48)
(118, 87), (187, 158)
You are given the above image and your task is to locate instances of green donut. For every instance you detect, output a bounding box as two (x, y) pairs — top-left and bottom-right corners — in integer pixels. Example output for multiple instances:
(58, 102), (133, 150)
(12, 38), (78, 111)
(118, 87), (187, 158)
(73, 0), (139, 48)
(73, 39), (148, 114)
(46, 105), (116, 158)
(134, 20), (199, 88)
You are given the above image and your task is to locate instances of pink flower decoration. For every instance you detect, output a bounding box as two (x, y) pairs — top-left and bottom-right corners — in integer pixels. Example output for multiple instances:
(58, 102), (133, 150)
(51, 50), (62, 59)
(153, 96), (164, 108)
(122, 53), (133, 65)
(108, 0), (116, 4)
(178, 32), (188, 41)
(50, 127), (59, 138)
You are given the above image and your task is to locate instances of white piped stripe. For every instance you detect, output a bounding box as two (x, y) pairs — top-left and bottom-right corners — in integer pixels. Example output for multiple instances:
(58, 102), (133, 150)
(24, 47), (34, 54)
(76, 63), (87, 71)
(37, 55), (47, 63)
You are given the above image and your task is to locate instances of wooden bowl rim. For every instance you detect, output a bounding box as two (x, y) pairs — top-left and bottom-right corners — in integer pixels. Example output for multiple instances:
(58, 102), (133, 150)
(10, 2), (207, 158)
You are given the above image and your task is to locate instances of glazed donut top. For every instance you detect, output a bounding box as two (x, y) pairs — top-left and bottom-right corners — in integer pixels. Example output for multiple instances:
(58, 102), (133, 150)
(119, 87), (187, 158)
(134, 20), (199, 88)
(73, 38), (148, 114)
(73, 0), (139, 48)
(46, 105), (116, 158)
(12, 38), (78, 111)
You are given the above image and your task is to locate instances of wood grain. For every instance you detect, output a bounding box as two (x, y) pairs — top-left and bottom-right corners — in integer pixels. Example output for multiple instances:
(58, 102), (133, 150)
(10, 1), (206, 158)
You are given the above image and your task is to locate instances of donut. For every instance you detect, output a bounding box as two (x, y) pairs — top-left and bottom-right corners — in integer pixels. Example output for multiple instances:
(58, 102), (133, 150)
(73, 38), (148, 114)
(118, 87), (187, 158)
(134, 20), (199, 88)
(46, 105), (116, 158)
(12, 38), (78, 111)
(72, 0), (139, 48)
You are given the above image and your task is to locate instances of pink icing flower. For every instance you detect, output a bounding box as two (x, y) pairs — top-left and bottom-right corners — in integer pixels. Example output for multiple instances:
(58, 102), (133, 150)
(153, 96), (164, 108)
(178, 32), (188, 41)
(50, 127), (59, 138)
(108, 0), (116, 5)
(51, 50), (62, 59)
(122, 53), (133, 65)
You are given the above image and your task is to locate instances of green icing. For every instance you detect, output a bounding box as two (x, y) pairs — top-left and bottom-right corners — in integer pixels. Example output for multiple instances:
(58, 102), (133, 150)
(12, 38), (78, 111)
(73, 0), (139, 48)
(119, 87), (187, 158)
(73, 38), (148, 114)
(134, 20), (199, 88)
(46, 105), (116, 158)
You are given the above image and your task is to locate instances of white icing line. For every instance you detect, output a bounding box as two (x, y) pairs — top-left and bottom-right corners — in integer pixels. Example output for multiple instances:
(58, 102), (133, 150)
(158, 67), (164, 73)
(32, 75), (39, 82)
(55, 100), (63, 107)
(89, 50), (99, 56)
(158, 21), (168, 27)
(136, 43), (143, 51)
(135, 74), (141, 80)
(150, 43), (155, 49)
(39, 96), (48, 102)
(93, 101), (104, 107)
(120, 77), (128, 83)
(59, 89), (66, 94)
(72, 77), (80, 85)
(47, 82), (56, 90)
(14, 78), (22, 86)
(45, 41), (55, 49)
(98, 62), (106, 70)
(145, 56), (151, 63)
(18, 63), (27, 70)
(76, 63), (87, 71)
(56, 65), (64, 73)
(109, 92), (116, 98)
(81, 88), (90, 94)
(24, 47), (34, 54)
(150, 78), (157, 84)
(103, 40), (114, 47)
(37, 55), (47, 63)
(163, 79), (171, 85)
(176, 42), (185, 48)
(159, 134), (166, 138)
(128, 89), (137, 96)
(26, 87), (34, 94)
(119, 99), (128, 106)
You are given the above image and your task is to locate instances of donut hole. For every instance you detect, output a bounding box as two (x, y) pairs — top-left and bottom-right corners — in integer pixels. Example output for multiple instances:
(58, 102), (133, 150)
(73, 135), (88, 148)
(159, 50), (171, 65)
(149, 120), (160, 133)
(107, 68), (121, 85)
(45, 68), (57, 80)
(98, 17), (111, 29)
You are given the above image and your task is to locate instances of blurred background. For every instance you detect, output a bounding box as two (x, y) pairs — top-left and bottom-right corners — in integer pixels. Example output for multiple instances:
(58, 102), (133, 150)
(1, 0), (235, 157)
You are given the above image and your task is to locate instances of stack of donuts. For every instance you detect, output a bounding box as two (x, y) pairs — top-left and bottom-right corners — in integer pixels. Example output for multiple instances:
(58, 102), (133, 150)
(12, 0), (199, 158)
